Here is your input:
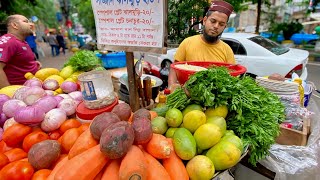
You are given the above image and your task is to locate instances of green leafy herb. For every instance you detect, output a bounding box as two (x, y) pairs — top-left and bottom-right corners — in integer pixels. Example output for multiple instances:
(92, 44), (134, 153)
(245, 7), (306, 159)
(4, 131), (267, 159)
(166, 87), (190, 110)
(64, 50), (103, 72)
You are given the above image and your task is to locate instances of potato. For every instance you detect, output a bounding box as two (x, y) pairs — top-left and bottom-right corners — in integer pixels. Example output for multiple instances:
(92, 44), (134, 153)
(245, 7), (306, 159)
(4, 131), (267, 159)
(100, 121), (134, 159)
(111, 103), (132, 121)
(132, 108), (151, 121)
(28, 140), (61, 169)
(90, 112), (120, 140)
(132, 117), (153, 144)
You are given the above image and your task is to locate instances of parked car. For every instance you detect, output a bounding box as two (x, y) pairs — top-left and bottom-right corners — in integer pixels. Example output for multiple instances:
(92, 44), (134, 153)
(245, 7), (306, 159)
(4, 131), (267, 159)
(260, 32), (319, 45)
(158, 33), (309, 81)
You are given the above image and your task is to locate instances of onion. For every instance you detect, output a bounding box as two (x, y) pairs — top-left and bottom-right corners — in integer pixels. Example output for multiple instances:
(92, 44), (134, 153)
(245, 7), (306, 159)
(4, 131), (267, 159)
(45, 90), (55, 96)
(33, 95), (58, 113)
(68, 91), (83, 102)
(0, 94), (10, 114)
(41, 108), (67, 132)
(42, 79), (59, 91)
(13, 86), (30, 101)
(57, 94), (71, 99)
(2, 99), (27, 118)
(0, 128), (3, 141)
(23, 78), (42, 87)
(58, 98), (77, 116)
(0, 113), (7, 127)
(60, 81), (78, 93)
(54, 95), (64, 104)
(22, 86), (46, 105)
(3, 117), (18, 131)
(14, 106), (45, 125)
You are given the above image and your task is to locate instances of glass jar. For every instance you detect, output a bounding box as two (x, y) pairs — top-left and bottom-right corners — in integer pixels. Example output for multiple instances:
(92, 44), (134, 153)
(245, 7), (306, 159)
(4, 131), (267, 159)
(78, 70), (115, 109)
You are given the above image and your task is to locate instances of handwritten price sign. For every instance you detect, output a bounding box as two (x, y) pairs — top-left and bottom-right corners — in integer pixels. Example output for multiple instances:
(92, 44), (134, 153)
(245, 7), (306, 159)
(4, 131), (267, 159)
(91, 0), (166, 53)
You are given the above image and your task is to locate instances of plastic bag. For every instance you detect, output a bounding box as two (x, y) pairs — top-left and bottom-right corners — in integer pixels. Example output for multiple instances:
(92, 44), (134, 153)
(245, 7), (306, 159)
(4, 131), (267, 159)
(259, 98), (320, 180)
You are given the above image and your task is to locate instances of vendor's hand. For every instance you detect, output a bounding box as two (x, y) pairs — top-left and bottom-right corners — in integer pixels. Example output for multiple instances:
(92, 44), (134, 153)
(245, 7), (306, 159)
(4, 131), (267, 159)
(36, 61), (42, 70)
(169, 83), (181, 92)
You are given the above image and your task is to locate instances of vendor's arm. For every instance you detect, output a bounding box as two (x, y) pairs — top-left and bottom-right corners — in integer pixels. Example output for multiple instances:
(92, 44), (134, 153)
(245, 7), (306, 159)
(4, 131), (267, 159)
(0, 63), (10, 88)
(168, 40), (188, 88)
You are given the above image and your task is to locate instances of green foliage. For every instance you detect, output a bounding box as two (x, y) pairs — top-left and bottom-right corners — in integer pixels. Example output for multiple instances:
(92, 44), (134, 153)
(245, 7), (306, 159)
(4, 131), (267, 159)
(70, 0), (96, 36)
(64, 50), (103, 72)
(0, 0), (58, 28)
(272, 21), (303, 40)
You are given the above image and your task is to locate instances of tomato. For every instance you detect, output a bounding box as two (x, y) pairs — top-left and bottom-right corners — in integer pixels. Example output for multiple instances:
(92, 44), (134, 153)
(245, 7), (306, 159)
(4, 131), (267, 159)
(22, 131), (49, 152)
(0, 153), (9, 169)
(31, 169), (51, 180)
(48, 130), (61, 140)
(0, 161), (34, 180)
(2, 124), (32, 147)
(59, 119), (81, 133)
(4, 148), (27, 162)
(0, 140), (13, 153)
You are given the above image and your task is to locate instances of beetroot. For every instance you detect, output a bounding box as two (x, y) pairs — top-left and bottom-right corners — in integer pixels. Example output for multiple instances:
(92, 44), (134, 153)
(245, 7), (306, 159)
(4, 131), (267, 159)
(99, 121), (134, 159)
(132, 117), (153, 144)
(111, 103), (132, 121)
(132, 108), (151, 121)
(90, 112), (120, 140)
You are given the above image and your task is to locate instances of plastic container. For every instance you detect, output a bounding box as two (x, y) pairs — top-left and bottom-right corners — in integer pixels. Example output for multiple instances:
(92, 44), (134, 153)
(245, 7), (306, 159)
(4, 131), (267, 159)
(76, 97), (119, 121)
(78, 70), (116, 109)
(171, 61), (247, 84)
(304, 83), (313, 107)
(96, 52), (126, 69)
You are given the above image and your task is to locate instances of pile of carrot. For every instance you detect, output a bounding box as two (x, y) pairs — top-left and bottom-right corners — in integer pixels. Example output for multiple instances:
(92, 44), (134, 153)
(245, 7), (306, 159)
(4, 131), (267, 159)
(0, 116), (189, 180)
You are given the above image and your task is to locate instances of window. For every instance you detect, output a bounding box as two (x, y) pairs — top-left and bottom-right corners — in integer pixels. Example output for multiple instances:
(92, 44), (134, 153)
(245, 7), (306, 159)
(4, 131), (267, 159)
(222, 39), (247, 55)
(249, 36), (289, 55)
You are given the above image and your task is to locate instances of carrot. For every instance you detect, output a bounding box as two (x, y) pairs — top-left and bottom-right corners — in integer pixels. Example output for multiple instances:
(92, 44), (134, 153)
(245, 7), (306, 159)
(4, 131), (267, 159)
(149, 111), (158, 120)
(145, 133), (171, 159)
(60, 128), (81, 153)
(54, 145), (108, 180)
(50, 154), (68, 169)
(119, 145), (147, 180)
(101, 159), (121, 180)
(162, 138), (189, 180)
(77, 123), (90, 134)
(68, 128), (98, 159)
(93, 166), (105, 180)
(142, 150), (171, 180)
(46, 156), (69, 180)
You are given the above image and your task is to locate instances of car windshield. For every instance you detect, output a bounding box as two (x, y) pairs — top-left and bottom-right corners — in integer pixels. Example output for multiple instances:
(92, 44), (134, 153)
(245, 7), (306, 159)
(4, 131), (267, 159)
(248, 36), (289, 55)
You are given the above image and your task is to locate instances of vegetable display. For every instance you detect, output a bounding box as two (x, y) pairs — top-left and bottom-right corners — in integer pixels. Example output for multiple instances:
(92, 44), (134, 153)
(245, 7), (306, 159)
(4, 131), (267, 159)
(166, 67), (285, 165)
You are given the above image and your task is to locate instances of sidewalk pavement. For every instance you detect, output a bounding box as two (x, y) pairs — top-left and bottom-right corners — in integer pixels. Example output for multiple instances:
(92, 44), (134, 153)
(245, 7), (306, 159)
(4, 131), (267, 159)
(37, 42), (73, 69)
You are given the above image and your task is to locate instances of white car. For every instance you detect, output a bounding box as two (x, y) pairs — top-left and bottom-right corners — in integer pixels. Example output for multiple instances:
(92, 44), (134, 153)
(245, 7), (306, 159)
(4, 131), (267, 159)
(158, 33), (308, 80)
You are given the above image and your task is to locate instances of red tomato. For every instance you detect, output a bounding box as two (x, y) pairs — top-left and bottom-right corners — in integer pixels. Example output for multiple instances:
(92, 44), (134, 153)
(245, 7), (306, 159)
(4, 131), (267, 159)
(48, 130), (61, 140)
(0, 140), (13, 153)
(0, 153), (9, 169)
(0, 161), (34, 180)
(31, 169), (51, 180)
(3, 148), (27, 162)
(59, 119), (81, 133)
(2, 124), (32, 147)
(22, 131), (49, 152)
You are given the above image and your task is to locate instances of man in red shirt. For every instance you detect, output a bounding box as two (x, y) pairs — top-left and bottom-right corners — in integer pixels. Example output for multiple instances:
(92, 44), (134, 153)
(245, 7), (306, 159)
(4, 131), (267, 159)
(0, 14), (40, 88)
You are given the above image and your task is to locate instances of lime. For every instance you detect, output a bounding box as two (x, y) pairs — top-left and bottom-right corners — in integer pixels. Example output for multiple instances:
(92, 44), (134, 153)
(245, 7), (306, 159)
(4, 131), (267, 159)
(151, 116), (168, 134)
(165, 108), (183, 127)
(220, 134), (243, 152)
(205, 105), (228, 119)
(194, 123), (223, 150)
(165, 127), (178, 138)
(182, 104), (203, 116)
(206, 116), (227, 135)
(186, 155), (215, 180)
(183, 110), (206, 133)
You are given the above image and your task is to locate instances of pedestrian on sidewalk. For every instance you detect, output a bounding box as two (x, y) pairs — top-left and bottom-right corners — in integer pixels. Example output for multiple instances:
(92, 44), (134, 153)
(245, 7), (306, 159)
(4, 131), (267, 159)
(25, 33), (39, 59)
(0, 14), (41, 88)
(56, 32), (66, 55)
(48, 31), (59, 57)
